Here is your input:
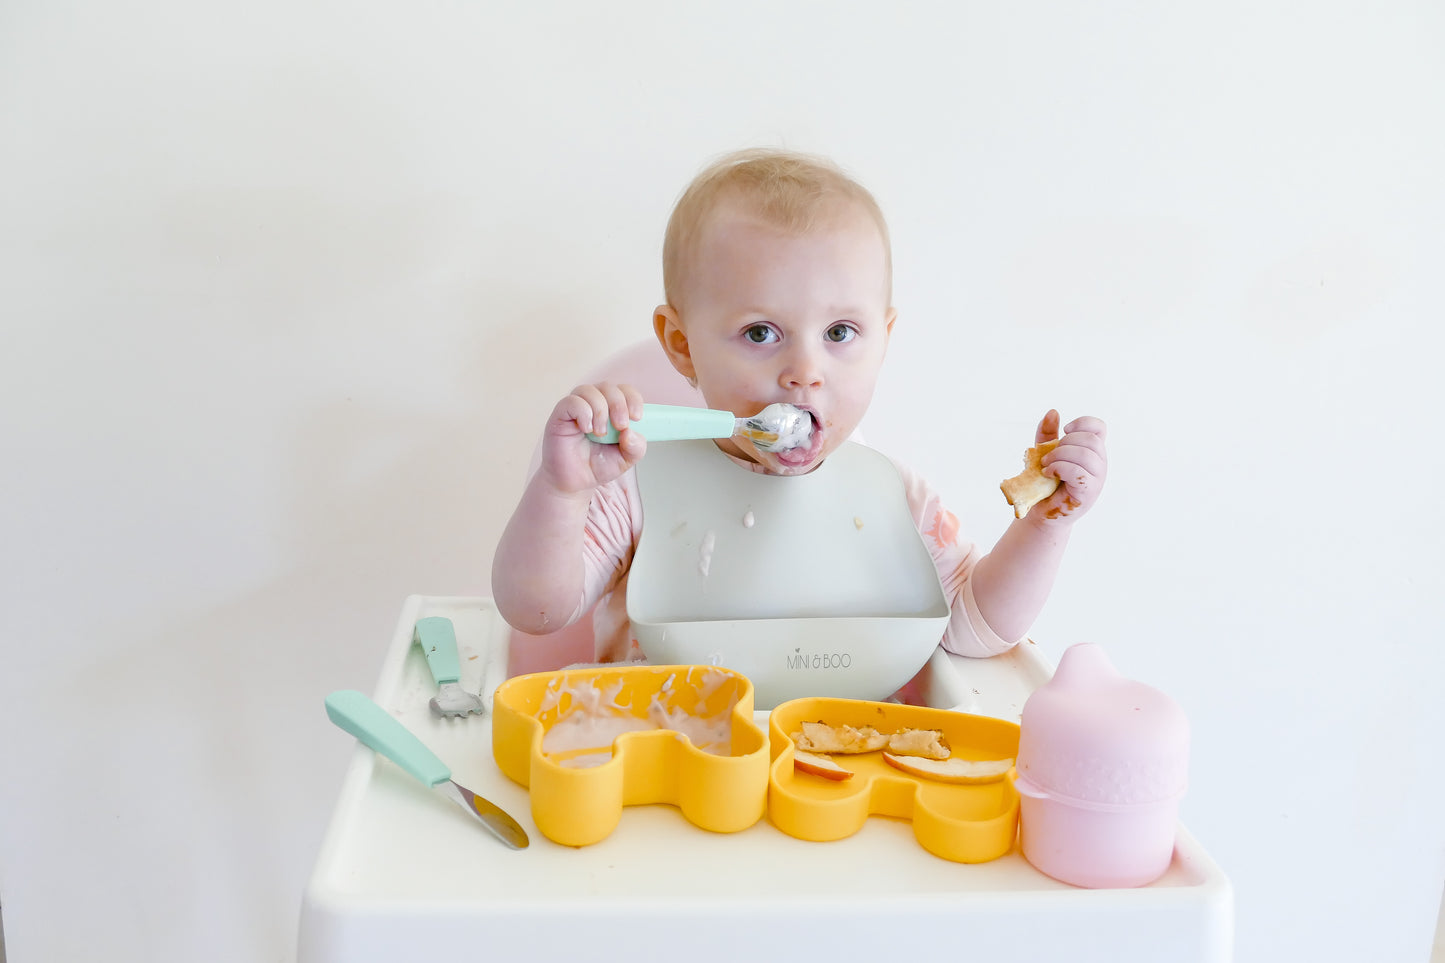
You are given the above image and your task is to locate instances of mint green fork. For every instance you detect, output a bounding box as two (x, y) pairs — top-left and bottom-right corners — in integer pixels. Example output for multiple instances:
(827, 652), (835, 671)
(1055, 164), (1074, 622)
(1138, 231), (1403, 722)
(415, 617), (484, 717)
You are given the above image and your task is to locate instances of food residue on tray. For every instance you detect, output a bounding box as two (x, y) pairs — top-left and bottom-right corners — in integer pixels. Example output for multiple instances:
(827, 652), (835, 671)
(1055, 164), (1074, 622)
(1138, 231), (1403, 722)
(698, 530), (716, 576)
(539, 670), (735, 769)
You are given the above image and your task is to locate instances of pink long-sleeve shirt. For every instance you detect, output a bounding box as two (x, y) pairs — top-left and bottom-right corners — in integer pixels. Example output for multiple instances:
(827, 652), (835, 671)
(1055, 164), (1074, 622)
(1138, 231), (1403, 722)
(568, 446), (1017, 664)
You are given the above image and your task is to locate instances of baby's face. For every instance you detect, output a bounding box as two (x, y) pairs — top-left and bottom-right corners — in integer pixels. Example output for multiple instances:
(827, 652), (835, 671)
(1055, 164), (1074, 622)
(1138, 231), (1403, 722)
(669, 201), (895, 475)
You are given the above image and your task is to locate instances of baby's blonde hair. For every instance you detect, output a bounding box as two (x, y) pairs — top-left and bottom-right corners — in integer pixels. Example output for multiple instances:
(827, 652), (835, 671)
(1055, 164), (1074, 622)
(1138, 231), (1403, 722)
(662, 148), (892, 308)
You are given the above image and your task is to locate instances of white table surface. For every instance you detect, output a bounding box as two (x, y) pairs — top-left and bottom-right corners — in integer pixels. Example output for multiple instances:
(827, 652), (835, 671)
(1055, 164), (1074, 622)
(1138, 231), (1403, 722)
(300, 596), (1233, 963)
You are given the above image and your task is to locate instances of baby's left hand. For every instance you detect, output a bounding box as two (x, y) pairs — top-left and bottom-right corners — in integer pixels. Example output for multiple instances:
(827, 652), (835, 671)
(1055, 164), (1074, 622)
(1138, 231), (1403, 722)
(1034, 410), (1108, 523)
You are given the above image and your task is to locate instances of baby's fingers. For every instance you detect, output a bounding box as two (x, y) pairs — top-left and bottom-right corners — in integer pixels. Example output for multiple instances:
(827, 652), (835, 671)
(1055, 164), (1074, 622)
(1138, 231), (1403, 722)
(1048, 415), (1107, 478)
(552, 390), (600, 436)
(1042, 445), (1107, 487)
(568, 382), (645, 436)
(1062, 415), (1107, 441)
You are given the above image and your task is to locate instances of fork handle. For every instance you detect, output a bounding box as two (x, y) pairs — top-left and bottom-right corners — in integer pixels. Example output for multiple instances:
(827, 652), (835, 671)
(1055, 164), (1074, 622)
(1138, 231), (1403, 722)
(414, 616), (461, 684)
(325, 690), (450, 787)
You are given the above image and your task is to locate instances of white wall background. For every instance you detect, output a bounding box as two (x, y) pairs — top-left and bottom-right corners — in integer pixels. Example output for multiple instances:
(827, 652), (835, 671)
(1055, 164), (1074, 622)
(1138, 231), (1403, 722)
(2, 1), (1441, 960)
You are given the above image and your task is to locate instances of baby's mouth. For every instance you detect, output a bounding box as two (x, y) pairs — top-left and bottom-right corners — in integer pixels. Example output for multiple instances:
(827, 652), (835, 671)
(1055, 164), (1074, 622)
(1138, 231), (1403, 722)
(768, 408), (823, 469)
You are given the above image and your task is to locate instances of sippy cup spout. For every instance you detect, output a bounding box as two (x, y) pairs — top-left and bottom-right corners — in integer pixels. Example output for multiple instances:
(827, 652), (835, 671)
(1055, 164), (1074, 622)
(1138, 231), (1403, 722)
(1049, 642), (1118, 689)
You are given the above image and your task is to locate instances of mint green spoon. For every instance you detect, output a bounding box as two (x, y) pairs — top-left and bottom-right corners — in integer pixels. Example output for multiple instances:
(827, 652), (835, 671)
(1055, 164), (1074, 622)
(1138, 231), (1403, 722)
(325, 690), (528, 849)
(586, 402), (813, 452)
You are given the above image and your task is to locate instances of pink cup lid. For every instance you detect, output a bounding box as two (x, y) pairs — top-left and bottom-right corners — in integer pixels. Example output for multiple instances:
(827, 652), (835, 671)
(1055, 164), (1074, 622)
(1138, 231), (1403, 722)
(1017, 643), (1189, 808)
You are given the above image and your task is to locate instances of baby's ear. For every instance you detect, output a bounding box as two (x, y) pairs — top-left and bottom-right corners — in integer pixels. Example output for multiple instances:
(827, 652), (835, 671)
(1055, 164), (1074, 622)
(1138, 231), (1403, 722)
(653, 305), (695, 380)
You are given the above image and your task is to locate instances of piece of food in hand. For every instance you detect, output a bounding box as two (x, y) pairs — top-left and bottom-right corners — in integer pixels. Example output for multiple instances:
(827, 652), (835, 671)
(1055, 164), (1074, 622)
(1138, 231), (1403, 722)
(1000, 439), (1062, 519)
(885, 727), (951, 760)
(792, 750), (854, 781)
(881, 752), (1015, 784)
(792, 721), (888, 754)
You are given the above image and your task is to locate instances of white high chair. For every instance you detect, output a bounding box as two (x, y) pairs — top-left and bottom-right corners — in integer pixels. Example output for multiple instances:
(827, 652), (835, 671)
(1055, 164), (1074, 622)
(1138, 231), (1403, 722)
(504, 338), (704, 677)
(305, 349), (1233, 962)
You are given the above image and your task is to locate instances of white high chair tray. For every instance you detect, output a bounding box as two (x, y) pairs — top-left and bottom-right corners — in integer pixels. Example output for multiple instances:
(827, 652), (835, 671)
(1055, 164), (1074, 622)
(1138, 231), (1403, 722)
(300, 596), (1233, 963)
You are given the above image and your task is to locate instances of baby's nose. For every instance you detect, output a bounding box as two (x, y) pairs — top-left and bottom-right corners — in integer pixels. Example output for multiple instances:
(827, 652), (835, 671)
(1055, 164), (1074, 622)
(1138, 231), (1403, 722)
(779, 343), (825, 389)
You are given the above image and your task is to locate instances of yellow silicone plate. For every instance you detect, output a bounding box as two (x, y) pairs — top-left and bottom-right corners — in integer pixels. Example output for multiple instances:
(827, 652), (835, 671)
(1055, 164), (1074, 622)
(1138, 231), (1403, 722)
(493, 664), (769, 847)
(768, 698), (1021, 863)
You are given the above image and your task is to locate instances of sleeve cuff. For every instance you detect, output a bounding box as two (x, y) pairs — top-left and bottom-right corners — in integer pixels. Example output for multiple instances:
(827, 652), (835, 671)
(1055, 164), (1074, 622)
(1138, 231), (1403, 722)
(943, 576), (1021, 658)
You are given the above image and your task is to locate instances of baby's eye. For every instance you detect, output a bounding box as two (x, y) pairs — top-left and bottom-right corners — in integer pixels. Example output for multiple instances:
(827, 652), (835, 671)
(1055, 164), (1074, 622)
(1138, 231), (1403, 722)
(825, 322), (857, 343)
(744, 324), (779, 344)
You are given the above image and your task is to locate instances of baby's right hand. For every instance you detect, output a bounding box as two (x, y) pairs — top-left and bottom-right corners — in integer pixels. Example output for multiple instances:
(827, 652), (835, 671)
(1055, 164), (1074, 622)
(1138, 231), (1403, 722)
(536, 382), (647, 495)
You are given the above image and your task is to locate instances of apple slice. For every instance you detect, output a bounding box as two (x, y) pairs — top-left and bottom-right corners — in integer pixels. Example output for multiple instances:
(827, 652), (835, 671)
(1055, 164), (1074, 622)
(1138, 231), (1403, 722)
(792, 750), (854, 781)
(881, 751), (1014, 784)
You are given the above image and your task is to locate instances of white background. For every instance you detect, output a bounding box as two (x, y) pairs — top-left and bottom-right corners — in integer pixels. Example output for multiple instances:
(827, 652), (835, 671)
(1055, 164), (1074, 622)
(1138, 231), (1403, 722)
(2, 2), (1442, 960)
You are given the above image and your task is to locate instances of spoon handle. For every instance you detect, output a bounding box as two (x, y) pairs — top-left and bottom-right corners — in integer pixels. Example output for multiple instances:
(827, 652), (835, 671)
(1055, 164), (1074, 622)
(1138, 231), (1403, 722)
(325, 689), (450, 787)
(585, 404), (736, 444)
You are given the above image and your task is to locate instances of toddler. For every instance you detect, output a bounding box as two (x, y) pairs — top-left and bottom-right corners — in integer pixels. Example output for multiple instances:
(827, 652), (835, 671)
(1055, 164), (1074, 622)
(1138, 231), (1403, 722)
(493, 148), (1107, 663)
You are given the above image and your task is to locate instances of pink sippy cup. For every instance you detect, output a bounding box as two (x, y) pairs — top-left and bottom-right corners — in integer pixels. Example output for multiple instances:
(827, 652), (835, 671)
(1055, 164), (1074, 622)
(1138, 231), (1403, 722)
(1014, 643), (1189, 888)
